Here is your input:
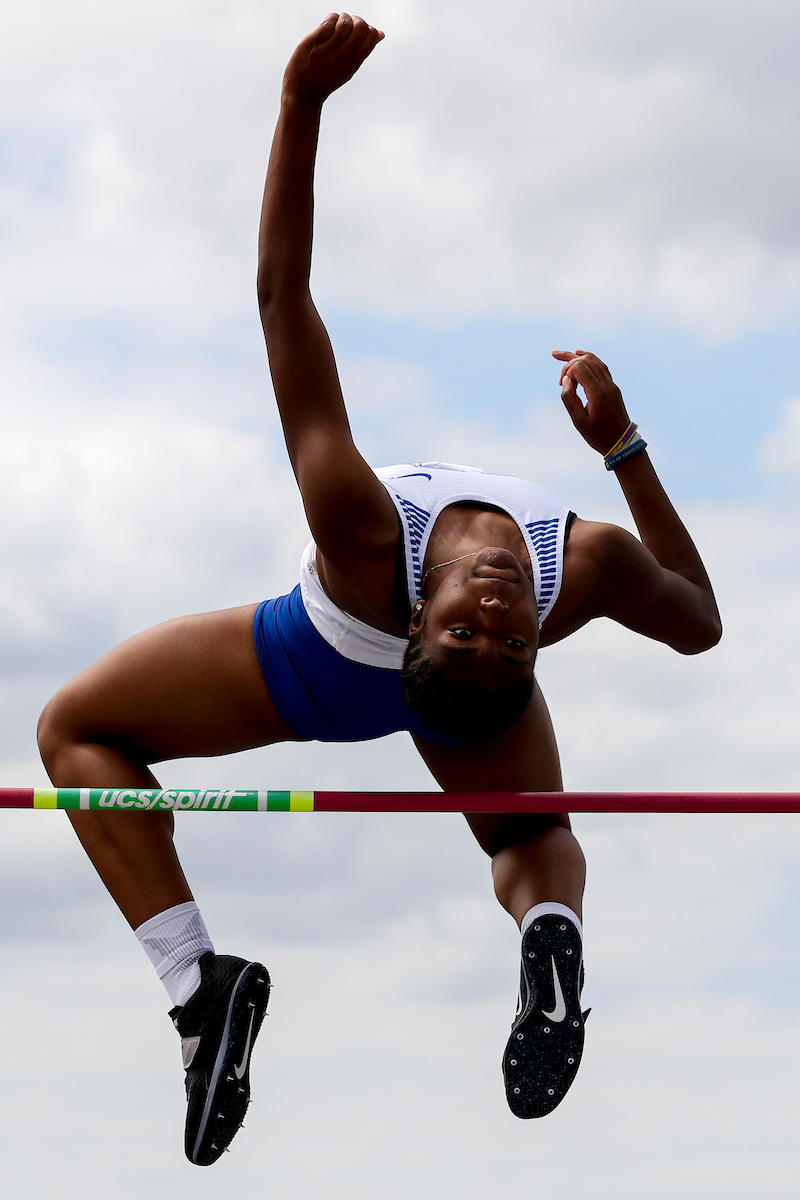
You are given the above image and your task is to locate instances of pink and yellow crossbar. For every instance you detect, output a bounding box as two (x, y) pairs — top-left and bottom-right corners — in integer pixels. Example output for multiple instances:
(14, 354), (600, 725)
(3, 789), (800, 812)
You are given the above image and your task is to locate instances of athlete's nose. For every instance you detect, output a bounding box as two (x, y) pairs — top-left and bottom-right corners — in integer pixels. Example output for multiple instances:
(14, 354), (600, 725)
(479, 595), (509, 616)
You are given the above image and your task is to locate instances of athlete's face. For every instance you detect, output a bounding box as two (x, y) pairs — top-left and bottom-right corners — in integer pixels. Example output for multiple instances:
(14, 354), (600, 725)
(411, 547), (539, 685)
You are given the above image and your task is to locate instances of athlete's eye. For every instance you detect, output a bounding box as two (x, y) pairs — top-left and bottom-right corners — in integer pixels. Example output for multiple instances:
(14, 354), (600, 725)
(449, 627), (474, 640)
(504, 639), (527, 651)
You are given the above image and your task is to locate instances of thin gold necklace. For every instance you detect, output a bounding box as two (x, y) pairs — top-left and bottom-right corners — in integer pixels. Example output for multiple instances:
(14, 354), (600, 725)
(421, 550), (479, 587)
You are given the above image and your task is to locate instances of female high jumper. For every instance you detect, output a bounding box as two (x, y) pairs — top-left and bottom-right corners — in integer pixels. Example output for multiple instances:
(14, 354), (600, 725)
(38, 13), (721, 1167)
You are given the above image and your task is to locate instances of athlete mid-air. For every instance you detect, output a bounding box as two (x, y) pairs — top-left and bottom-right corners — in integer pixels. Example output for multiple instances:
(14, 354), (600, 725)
(38, 13), (721, 1166)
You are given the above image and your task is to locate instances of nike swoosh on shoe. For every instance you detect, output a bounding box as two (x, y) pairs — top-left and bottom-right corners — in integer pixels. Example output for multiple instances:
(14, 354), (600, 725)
(234, 1008), (257, 1080)
(541, 955), (567, 1022)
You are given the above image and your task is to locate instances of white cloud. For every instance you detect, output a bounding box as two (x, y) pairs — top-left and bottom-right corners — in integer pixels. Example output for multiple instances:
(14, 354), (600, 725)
(2, 0), (800, 338)
(0, 396), (306, 671)
(311, 0), (800, 335)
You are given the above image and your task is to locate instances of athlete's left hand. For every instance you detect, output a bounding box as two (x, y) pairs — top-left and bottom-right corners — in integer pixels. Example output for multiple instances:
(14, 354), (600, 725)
(282, 13), (384, 110)
(552, 349), (632, 457)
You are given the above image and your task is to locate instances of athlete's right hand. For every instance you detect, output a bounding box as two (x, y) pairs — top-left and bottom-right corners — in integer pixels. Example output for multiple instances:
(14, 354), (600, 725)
(282, 13), (384, 109)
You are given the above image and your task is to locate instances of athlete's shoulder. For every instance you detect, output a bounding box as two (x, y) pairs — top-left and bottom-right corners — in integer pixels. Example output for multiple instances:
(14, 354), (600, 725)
(562, 518), (635, 580)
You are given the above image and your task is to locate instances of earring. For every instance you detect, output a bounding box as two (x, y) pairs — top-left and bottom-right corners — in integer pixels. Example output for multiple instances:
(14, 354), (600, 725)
(415, 602), (424, 612)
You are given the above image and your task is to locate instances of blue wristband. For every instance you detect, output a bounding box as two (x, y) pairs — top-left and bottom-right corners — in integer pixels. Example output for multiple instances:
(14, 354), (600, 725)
(604, 436), (647, 471)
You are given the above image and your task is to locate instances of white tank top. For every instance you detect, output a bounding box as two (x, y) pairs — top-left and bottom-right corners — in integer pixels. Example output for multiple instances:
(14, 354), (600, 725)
(300, 462), (570, 670)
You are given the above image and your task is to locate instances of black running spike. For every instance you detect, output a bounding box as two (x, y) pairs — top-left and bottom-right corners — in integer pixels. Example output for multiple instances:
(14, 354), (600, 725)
(173, 953), (271, 1166)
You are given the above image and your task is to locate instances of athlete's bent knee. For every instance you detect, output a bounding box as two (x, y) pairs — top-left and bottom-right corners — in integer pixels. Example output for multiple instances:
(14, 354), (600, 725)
(37, 690), (73, 775)
(37, 681), (97, 778)
(490, 813), (565, 855)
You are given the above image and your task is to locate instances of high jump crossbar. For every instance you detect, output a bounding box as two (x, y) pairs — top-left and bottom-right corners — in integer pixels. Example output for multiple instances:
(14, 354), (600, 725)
(2, 789), (800, 813)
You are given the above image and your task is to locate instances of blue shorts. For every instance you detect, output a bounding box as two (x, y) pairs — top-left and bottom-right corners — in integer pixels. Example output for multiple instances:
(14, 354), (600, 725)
(253, 586), (458, 744)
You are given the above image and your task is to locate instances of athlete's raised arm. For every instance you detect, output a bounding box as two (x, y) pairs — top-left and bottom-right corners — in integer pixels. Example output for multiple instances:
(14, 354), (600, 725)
(257, 14), (396, 564)
(545, 350), (722, 654)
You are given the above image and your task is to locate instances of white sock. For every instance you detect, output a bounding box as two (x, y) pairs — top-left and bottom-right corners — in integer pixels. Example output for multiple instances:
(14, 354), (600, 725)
(135, 901), (215, 1007)
(520, 902), (583, 942)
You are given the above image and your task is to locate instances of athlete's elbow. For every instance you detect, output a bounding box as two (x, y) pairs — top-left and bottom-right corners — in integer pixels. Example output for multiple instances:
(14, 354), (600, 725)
(674, 613), (723, 655)
(706, 613), (723, 649)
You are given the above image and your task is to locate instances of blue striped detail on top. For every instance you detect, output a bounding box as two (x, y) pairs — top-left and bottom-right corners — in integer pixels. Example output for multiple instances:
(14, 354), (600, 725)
(526, 518), (562, 617)
(396, 496), (430, 591)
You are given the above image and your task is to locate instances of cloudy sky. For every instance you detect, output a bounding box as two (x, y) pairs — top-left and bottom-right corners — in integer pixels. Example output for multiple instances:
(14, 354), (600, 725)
(2, 0), (800, 1196)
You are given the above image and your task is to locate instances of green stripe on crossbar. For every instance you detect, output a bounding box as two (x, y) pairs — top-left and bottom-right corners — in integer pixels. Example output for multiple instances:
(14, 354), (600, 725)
(267, 791), (291, 810)
(263, 791), (314, 811)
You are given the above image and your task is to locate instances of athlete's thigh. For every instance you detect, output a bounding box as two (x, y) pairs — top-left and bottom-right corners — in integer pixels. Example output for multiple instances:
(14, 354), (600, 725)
(52, 604), (299, 762)
(412, 681), (568, 855)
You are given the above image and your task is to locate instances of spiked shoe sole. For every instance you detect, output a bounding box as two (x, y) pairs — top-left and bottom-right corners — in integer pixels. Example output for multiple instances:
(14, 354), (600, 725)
(503, 915), (585, 1118)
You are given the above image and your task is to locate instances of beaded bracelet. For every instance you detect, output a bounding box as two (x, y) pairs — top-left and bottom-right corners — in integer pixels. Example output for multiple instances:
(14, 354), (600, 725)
(603, 422), (647, 471)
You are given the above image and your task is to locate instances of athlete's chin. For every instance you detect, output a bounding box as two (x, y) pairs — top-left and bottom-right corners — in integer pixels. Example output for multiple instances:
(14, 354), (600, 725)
(471, 546), (525, 580)
(473, 546), (519, 568)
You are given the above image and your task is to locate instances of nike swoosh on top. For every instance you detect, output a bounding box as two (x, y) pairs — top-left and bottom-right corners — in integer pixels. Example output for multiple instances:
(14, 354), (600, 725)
(398, 473), (432, 480)
(541, 956), (567, 1022)
(233, 1009), (256, 1079)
